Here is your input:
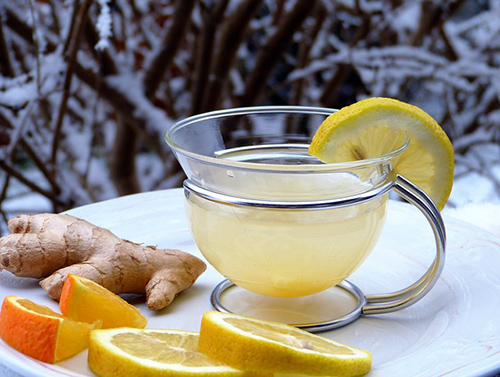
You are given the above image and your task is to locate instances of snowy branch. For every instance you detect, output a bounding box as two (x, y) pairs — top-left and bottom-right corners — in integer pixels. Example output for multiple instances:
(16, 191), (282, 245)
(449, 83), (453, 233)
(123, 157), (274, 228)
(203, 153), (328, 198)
(0, 0), (498, 231)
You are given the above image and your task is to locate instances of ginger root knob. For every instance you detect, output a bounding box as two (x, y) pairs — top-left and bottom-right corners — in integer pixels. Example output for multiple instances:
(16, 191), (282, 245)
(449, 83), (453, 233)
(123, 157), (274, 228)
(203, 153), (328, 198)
(0, 214), (206, 310)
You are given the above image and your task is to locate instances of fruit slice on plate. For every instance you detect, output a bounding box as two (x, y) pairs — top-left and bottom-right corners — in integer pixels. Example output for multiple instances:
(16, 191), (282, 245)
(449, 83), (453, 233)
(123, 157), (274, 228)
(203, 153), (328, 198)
(88, 327), (266, 377)
(309, 97), (454, 210)
(0, 295), (97, 363)
(60, 274), (147, 329)
(198, 311), (372, 376)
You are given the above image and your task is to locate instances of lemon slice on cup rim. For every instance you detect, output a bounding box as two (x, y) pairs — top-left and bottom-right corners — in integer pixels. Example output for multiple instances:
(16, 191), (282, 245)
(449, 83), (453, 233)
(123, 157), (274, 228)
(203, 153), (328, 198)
(309, 97), (455, 211)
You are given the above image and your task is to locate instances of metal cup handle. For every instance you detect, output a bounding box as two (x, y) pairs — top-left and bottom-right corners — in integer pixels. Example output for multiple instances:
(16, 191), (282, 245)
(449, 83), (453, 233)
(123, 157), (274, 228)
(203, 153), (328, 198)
(362, 175), (446, 315)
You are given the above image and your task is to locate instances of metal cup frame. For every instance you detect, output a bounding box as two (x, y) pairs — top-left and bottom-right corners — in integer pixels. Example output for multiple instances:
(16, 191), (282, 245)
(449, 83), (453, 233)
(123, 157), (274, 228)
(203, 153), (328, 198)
(184, 175), (446, 333)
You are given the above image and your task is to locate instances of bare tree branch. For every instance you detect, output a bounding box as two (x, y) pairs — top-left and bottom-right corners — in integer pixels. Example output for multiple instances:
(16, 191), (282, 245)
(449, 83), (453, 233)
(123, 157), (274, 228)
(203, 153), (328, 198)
(48, 0), (62, 35)
(272, 0), (287, 26)
(28, 0), (42, 91)
(4, 1), (165, 186)
(238, 0), (318, 107)
(319, 9), (371, 107)
(319, 64), (351, 107)
(0, 160), (63, 206)
(190, 0), (230, 115)
(4, 8), (35, 46)
(291, 2), (326, 106)
(0, 173), (12, 235)
(82, 14), (141, 195)
(73, 63), (167, 157)
(22, 137), (61, 196)
(202, 0), (263, 111)
(410, 0), (466, 47)
(51, 0), (93, 165)
(0, 101), (61, 203)
(62, 0), (82, 54)
(0, 18), (15, 77)
(84, 15), (118, 75)
(109, 115), (141, 195)
(3, 7), (153, 161)
(143, 0), (196, 99)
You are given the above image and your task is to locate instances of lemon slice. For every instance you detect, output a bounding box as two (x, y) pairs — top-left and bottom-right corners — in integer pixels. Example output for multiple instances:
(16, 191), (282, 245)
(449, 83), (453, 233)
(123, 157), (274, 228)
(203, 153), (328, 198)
(198, 311), (372, 376)
(88, 328), (263, 377)
(309, 97), (454, 210)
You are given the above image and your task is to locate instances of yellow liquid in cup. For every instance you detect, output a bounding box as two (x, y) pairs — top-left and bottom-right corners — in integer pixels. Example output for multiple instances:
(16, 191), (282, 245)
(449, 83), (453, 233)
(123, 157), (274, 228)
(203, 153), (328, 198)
(187, 175), (387, 297)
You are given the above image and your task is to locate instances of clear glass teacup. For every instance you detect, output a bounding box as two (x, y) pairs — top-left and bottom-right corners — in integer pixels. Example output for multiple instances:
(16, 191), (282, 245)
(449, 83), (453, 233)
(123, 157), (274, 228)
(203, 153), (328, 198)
(165, 106), (445, 332)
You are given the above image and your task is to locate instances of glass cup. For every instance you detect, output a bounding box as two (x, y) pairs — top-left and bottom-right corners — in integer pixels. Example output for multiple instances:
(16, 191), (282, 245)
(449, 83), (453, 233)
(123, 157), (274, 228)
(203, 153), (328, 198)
(165, 106), (445, 332)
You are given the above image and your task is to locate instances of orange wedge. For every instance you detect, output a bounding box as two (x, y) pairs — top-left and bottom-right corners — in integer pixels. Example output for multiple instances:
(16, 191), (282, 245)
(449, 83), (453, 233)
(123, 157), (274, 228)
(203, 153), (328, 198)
(60, 274), (147, 329)
(0, 295), (97, 363)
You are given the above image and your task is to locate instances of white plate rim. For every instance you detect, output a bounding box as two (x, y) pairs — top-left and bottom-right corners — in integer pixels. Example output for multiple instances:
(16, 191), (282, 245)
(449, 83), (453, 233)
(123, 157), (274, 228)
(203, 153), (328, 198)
(0, 189), (499, 377)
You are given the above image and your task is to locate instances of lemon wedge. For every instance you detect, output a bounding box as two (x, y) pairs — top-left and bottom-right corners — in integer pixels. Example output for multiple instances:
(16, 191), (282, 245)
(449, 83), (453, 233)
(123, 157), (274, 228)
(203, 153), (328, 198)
(309, 97), (454, 210)
(198, 311), (372, 376)
(88, 328), (263, 377)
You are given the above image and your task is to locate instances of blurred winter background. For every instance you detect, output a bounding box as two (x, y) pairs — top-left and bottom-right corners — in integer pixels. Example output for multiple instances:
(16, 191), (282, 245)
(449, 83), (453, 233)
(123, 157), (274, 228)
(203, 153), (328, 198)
(0, 0), (499, 236)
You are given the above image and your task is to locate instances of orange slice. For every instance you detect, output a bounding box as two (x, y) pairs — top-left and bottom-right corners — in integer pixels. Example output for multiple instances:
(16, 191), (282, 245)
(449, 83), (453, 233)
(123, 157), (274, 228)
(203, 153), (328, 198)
(60, 274), (147, 329)
(0, 295), (97, 363)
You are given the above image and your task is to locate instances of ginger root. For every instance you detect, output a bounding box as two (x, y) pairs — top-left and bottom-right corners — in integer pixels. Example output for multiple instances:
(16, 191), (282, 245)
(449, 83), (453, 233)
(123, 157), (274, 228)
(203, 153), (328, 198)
(0, 214), (206, 310)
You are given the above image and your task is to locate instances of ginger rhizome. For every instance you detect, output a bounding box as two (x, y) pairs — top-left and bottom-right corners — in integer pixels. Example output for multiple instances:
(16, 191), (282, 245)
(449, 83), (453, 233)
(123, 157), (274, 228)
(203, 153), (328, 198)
(0, 214), (206, 310)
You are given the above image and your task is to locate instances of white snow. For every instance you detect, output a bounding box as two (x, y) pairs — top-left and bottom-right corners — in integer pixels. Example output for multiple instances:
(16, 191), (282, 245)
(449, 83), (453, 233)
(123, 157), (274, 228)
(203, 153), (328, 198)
(449, 171), (499, 207)
(391, 2), (421, 34)
(95, 0), (113, 51)
(0, 82), (37, 107)
(444, 202), (500, 238)
(106, 73), (172, 139)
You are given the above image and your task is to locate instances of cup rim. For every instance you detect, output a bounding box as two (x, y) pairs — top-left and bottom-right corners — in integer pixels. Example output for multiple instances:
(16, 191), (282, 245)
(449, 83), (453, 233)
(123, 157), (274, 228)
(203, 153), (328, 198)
(165, 105), (409, 172)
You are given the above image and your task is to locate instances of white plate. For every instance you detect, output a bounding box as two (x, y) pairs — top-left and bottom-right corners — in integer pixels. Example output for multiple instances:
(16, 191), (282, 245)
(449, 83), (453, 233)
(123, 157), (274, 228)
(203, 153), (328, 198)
(1, 189), (500, 377)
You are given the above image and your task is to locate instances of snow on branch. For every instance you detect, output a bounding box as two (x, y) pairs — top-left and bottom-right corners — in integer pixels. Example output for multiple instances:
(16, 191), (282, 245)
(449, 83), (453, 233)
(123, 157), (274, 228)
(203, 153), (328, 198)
(0, 0), (498, 233)
(94, 0), (112, 51)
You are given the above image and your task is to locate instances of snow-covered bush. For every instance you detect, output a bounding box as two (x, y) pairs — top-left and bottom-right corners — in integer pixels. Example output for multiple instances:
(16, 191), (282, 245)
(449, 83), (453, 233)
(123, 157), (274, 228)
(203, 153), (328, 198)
(0, 0), (498, 234)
